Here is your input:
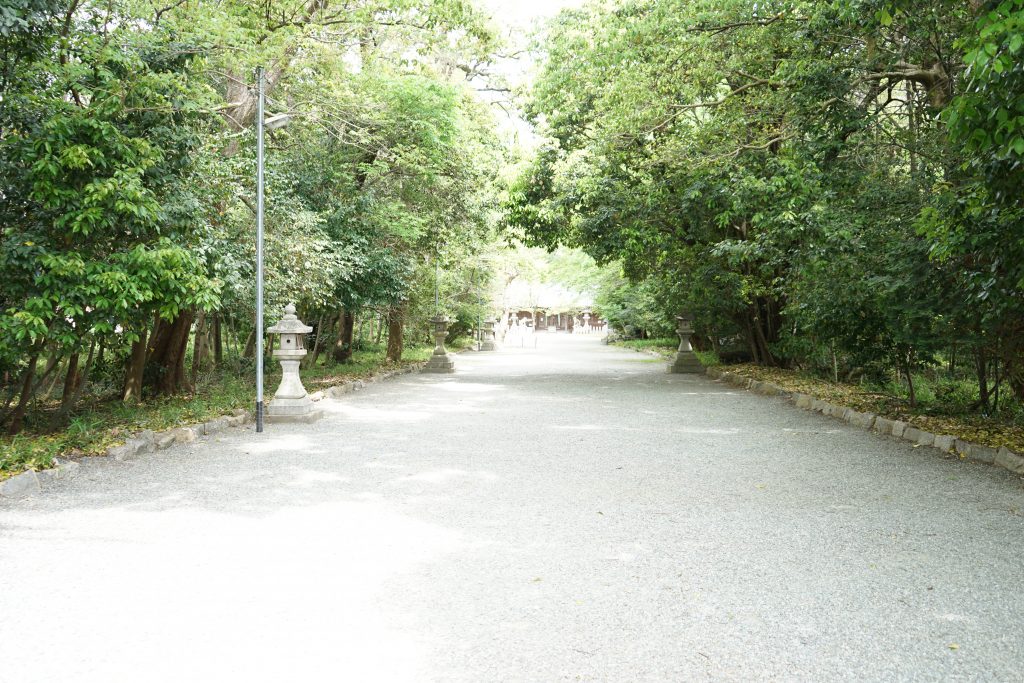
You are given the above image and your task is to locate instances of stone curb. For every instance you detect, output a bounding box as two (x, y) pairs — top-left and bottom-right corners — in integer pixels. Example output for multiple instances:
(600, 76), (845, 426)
(1, 362), (427, 499)
(707, 368), (1024, 479)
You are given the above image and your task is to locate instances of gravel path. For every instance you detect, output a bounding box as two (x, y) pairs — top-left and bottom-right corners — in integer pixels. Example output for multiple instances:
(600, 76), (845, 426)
(2, 335), (1023, 682)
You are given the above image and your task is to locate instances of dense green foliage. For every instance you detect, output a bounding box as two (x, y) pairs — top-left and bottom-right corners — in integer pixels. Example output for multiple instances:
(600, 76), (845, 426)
(507, 0), (1024, 415)
(0, 0), (506, 437)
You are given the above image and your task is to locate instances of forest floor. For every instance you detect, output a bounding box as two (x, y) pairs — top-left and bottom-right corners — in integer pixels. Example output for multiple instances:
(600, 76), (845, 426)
(2, 334), (1022, 681)
(613, 338), (1024, 455)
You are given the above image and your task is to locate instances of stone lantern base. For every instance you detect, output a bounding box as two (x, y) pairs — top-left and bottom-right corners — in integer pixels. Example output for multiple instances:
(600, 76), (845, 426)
(422, 349), (456, 373)
(668, 351), (704, 374)
(266, 402), (323, 424)
(422, 315), (456, 373)
(668, 314), (704, 374)
(266, 374), (322, 421)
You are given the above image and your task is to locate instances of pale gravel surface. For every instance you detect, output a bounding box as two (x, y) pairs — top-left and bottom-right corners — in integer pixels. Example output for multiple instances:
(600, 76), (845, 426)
(2, 335), (1023, 682)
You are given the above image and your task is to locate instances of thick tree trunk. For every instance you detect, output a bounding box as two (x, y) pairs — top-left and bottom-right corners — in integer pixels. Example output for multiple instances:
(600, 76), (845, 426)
(122, 328), (149, 402)
(386, 305), (404, 363)
(7, 351), (39, 435)
(60, 352), (80, 409)
(333, 309), (356, 363)
(147, 311), (195, 396)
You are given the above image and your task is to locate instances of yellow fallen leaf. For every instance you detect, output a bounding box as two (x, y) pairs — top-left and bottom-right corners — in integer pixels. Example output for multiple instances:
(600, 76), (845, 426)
(948, 643), (959, 651)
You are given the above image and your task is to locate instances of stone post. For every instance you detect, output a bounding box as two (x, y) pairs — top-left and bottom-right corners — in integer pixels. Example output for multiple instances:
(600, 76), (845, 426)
(668, 313), (703, 374)
(422, 315), (455, 373)
(266, 303), (322, 422)
(480, 318), (498, 351)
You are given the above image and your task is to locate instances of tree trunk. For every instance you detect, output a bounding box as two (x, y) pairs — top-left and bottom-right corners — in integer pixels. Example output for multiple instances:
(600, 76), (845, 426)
(386, 305), (404, 363)
(976, 347), (990, 411)
(33, 350), (61, 395)
(7, 351), (39, 435)
(306, 312), (329, 369)
(376, 313), (385, 343)
(752, 300), (778, 367)
(333, 309), (356, 363)
(60, 352), (80, 409)
(190, 311), (208, 385)
(901, 350), (917, 409)
(59, 338), (96, 421)
(742, 312), (762, 365)
(147, 311), (195, 396)
(213, 313), (223, 366)
(122, 328), (149, 402)
(243, 327), (256, 359)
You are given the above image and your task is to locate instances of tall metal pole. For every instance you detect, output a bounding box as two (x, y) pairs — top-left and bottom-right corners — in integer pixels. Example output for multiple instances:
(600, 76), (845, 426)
(255, 67), (265, 433)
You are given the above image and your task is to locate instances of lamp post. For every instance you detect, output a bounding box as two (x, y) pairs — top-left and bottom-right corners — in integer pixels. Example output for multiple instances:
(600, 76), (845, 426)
(254, 67), (294, 432)
(255, 66), (266, 432)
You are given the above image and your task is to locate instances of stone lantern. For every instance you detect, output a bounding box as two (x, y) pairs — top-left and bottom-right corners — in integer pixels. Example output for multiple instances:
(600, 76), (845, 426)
(422, 315), (455, 373)
(668, 312), (704, 374)
(480, 318), (498, 351)
(266, 303), (321, 422)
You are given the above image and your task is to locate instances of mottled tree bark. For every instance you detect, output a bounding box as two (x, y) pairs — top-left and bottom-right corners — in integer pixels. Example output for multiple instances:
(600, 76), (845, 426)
(333, 309), (356, 364)
(147, 311), (195, 396)
(60, 352), (79, 409)
(122, 328), (149, 402)
(386, 305), (404, 363)
(7, 350), (39, 435)
(213, 313), (223, 366)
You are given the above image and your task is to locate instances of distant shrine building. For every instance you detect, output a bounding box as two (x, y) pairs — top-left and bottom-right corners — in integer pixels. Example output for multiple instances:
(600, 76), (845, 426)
(508, 309), (604, 332)
(500, 281), (605, 333)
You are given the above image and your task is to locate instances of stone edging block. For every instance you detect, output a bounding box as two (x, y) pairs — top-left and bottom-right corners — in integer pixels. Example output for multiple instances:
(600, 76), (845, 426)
(995, 447), (1024, 474)
(706, 367), (1023, 480)
(0, 469), (40, 498)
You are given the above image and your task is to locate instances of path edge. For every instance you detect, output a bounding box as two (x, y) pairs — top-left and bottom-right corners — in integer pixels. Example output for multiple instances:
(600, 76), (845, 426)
(0, 362), (426, 499)
(704, 366), (1024, 479)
